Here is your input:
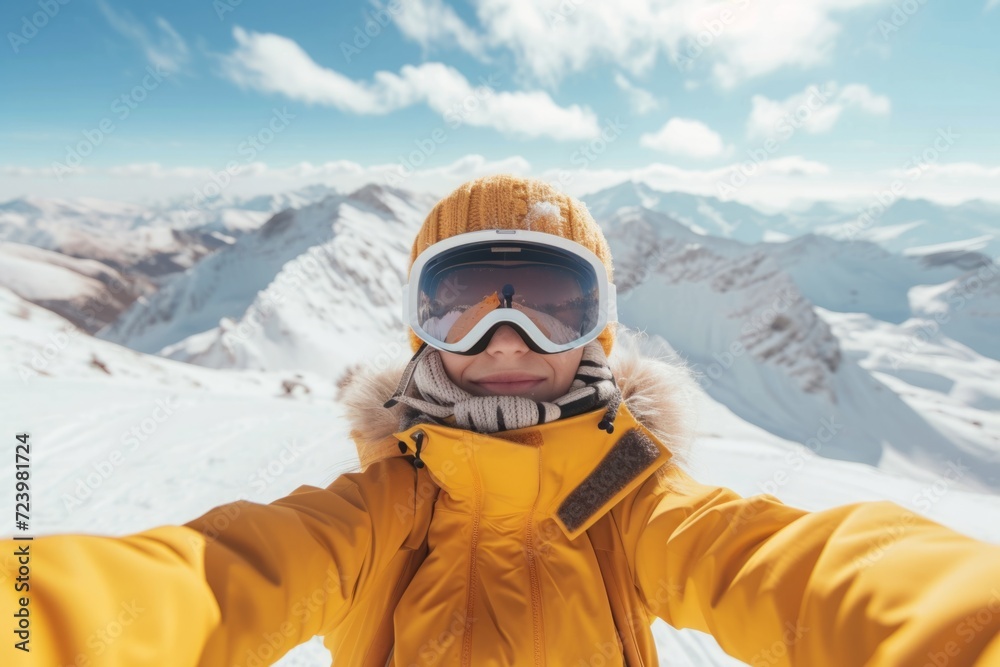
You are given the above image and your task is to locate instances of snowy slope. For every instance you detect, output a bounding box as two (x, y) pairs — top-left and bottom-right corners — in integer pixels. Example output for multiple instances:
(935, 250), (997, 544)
(0, 285), (333, 397)
(906, 265), (1000, 361)
(602, 208), (1000, 491)
(819, 308), (1000, 453)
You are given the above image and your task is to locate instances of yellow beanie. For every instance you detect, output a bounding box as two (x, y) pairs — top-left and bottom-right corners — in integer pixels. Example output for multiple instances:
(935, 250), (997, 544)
(406, 174), (616, 356)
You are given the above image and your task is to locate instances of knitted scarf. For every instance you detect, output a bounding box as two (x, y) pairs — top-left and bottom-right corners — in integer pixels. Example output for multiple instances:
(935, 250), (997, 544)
(383, 340), (624, 436)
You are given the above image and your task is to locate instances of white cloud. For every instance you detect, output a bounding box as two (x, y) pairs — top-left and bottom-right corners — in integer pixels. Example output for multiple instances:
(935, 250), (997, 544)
(97, 0), (189, 73)
(987, 0), (1000, 12)
(7, 157), (1000, 211)
(220, 27), (599, 140)
(614, 74), (659, 114)
(386, 0), (488, 59)
(540, 156), (833, 203)
(543, 159), (1000, 209)
(885, 161), (1000, 181)
(758, 156), (831, 176)
(746, 82), (891, 141)
(0, 155), (534, 205)
(640, 118), (730, 159)
(3, 165), (91, 178)
(413, 0), (893, 88)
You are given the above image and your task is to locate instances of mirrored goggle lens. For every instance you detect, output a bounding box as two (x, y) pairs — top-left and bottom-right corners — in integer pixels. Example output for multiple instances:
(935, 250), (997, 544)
(416, 243), (601, 346)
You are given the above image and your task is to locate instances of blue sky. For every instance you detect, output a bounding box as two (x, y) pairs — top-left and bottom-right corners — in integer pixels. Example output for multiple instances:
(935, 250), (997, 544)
(2, 0), (999, 208)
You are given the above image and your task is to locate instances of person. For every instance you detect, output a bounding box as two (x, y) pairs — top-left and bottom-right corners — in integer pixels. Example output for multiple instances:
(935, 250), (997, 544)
(3, 174), (1000, 667)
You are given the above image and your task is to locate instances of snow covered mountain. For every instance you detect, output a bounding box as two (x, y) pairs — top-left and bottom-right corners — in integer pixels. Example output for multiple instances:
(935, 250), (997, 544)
(819, 308), (1000, 463)
(582, 181), (1000, 361)
(602, 207), (1000, 491)
(225, 183), (342, 213)
(99, 184), (437, 380)
(152, 182), (343, 218)
(583, 180), (790, 242)
(814, 198), (1000, 259)
(0, 196), (257, 280)
(0, 183), (351, 293)
(745, 233), (1000, 361)
(0, 242), (147, 332)
(583, 181), (1000, 258)
(754, 233), (971, 322)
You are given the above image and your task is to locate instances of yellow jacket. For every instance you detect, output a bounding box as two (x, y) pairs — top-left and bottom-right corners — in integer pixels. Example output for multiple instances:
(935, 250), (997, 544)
(4, 342), (1000, 666)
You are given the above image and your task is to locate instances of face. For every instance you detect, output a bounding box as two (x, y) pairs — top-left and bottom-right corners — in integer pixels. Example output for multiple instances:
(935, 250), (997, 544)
(438, 325), (585, 401)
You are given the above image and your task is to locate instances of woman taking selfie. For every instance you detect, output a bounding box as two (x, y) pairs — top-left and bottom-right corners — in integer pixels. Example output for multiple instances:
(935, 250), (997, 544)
(4, 175), (1000, 666)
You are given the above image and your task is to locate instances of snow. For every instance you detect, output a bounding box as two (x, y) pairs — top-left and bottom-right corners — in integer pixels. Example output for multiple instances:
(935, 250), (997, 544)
(524, 200), (562, 229)
(582, 184), (1000, 258)
(903, 234), (995, 256)
(906, 266), (1000, 361)
(0, 192), (274, 283)
(818, 308), (1000, 457)
(98, 185), (436, 365)
(0, 244), (107, 301)
(603, 209), (1000, 491)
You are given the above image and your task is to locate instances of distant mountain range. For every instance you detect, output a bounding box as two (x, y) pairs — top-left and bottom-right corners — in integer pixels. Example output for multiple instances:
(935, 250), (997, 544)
(583, 180), (1000, 257)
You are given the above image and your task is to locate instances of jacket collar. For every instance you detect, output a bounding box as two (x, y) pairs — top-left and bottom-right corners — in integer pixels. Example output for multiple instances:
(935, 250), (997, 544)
(337, 327), (700, 539)
(393, 400), (672, 540)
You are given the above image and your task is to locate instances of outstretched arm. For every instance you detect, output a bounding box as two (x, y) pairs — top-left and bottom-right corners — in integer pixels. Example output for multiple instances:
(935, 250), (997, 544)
(626, 467), (1000, 666)
(1, 458), (420, 667)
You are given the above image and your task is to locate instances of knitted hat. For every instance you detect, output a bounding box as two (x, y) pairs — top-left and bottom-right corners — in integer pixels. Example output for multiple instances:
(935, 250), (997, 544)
(406, 174), (616, 356)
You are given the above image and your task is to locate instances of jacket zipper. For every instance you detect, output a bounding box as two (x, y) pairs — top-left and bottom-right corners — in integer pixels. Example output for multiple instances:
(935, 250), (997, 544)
(524, 512), (544, 666)
(524, 451), (545, 666)
(461, 436), (483, 667)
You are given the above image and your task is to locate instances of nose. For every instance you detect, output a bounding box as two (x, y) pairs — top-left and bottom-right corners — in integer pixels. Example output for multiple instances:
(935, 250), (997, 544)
(485, 324), (529, 355)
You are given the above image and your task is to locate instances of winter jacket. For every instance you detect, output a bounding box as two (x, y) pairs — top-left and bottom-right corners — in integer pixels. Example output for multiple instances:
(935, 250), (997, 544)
(3, 335), (1000, 667)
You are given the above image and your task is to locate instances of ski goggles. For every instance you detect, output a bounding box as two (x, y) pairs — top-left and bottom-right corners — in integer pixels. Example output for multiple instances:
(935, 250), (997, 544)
(402, 229), (617, 355)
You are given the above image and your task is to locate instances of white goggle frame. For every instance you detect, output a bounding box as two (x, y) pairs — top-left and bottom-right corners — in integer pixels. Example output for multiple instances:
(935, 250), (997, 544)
(402, 229), (618, 355)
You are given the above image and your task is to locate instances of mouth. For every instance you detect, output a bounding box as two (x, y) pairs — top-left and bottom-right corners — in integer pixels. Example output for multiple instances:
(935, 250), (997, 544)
(472, 373), (546, 394)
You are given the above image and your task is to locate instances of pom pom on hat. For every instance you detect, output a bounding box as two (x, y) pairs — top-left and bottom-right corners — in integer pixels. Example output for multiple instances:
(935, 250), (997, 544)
(406, 174), (616, 356)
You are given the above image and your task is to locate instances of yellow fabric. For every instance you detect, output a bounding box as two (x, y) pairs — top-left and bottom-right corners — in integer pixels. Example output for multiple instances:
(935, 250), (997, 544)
(4, 405), (1000, 666)
(406, 174), (617, 356)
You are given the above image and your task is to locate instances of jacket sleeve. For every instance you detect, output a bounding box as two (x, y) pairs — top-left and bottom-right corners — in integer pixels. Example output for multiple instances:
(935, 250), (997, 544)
(1, 458), (418, 667)
(625, 467), (1000, 667)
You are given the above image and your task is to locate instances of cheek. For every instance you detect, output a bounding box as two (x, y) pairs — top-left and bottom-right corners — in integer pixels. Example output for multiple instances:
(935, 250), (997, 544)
(551, 354), (583, 386)
(440, 353), (477, 387)
(553, 360), (571, 380)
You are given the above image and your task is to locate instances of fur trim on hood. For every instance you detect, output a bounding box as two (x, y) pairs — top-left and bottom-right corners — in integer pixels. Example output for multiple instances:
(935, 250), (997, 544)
(336, 325), (700, 482)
